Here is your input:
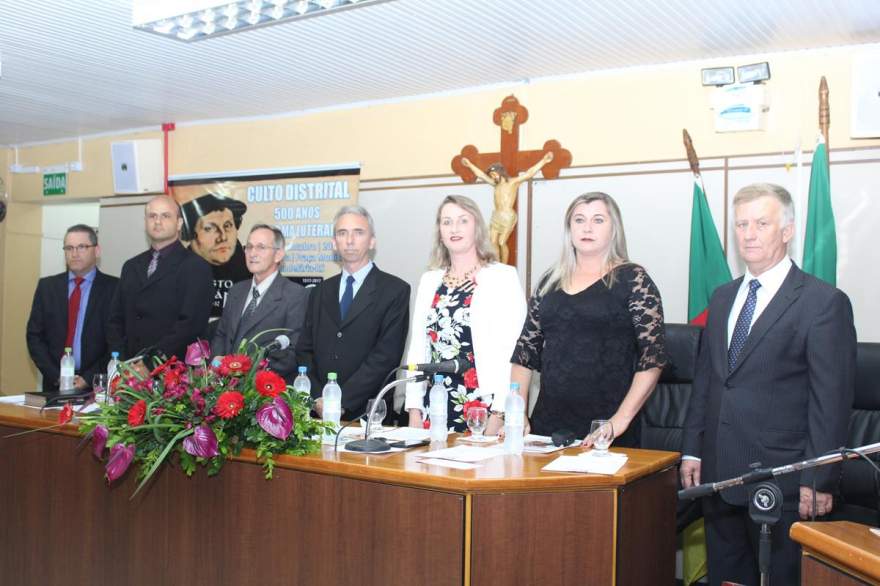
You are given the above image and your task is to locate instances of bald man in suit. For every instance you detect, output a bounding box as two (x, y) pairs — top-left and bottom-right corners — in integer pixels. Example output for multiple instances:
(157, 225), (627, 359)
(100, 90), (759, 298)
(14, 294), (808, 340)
(106, 195), (213, 364)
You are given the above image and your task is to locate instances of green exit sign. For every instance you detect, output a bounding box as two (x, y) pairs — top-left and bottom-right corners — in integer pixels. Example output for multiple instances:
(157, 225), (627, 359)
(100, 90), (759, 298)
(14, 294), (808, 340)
(43, 172), (67, 196)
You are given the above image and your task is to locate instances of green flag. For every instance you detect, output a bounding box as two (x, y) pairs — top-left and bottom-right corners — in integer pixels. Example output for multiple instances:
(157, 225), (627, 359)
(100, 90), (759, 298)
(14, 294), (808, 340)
(803, 139), (837, 285)
(688, 178), (731, 325)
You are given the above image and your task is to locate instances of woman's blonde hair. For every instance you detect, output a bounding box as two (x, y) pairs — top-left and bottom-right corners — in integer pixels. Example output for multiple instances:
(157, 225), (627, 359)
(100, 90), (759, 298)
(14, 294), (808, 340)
(538, 192), (629, 295)
(429, 195), (498, 269)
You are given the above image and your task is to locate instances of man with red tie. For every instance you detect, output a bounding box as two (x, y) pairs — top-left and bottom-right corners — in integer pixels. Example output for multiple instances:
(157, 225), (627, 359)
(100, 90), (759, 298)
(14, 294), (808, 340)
(26, 224), (118, 391)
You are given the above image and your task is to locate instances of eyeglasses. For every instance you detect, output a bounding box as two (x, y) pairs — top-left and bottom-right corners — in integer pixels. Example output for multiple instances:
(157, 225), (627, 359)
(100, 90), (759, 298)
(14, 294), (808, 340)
(244, 244), (279, 253)
(62, 244), (96, 253)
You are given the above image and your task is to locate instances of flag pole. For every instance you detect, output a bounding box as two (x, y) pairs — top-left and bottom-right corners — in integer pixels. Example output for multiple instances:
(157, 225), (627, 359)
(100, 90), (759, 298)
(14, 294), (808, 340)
(819, 76), (830, 167)
(683, 128), (701, 179)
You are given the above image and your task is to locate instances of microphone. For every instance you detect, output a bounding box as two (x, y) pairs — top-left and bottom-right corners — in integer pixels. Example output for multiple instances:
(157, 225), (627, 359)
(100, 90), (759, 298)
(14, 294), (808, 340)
(407, 358), (470, 375)
(264, 334), (290, 352)
(678, 483), (717, 500)
(551, 429), (577, 447)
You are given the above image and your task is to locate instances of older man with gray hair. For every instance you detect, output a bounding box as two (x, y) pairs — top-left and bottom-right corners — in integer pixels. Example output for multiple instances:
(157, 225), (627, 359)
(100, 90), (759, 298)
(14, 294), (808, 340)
(295, 205), (410, 419)
(682, 182), (856, 585)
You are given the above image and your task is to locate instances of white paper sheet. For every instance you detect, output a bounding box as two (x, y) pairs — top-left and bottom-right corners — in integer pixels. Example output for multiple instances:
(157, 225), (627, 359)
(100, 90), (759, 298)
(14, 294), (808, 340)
(542, 452), (628, 475)
(418, 445), (505, 463)
(419, 458), (481, 470)
(522, 434), (568, 454)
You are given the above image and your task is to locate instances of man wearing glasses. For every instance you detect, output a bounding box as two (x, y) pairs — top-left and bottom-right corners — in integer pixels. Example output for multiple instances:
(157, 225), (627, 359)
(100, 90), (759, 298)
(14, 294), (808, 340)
(211, 224), (308, 380)
(26, 224), (118, 391)
(107, 195), (213, 365)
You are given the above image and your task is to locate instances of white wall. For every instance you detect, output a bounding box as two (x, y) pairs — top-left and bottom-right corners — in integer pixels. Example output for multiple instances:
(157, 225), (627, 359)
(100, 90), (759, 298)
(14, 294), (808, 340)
(40, 202), (101, 277)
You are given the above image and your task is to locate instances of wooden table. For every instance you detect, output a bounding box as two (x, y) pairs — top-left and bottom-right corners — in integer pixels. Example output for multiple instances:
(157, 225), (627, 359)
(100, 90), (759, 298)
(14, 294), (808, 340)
(791, 521), (880, 585)
(0, 402), (678, 585)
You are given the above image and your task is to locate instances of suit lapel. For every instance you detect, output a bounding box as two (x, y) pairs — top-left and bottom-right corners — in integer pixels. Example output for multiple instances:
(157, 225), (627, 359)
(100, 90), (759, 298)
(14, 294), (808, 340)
(322, 274), (342, 327)
(141, 244), (182, 291)
(81, 272), (104, 334)
(341, 267), (377, 327)
(727, 265), (803, 378)
(712, 279), (740, 375)
(237, 277), (283, 340)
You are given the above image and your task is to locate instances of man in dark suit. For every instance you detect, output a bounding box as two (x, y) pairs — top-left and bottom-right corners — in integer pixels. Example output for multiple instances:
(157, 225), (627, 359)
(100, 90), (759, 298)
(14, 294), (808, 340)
(682, 183), (857, 585)
(296, 205), (410, 418)
(26, 224), (118, 391)
(211, 224), (308, 380)
(107, 195), (213, 365)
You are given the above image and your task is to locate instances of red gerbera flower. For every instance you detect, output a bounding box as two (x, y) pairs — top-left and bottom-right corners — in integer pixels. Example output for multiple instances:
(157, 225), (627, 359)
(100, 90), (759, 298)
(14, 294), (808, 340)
(462, 399), (488, 417)
(431, 293), (441, 307)
(219, 355), (252, 377)
(127, 399), (146, 427)
(214, 391), (245, 419)
(463, 295), (473, 307)
(58, 403), (74, 425)
(255, 370), (286, 398)
(150, 356), (178, 377)
(428, 330), (438, 343)
(463, 367), (479, 389)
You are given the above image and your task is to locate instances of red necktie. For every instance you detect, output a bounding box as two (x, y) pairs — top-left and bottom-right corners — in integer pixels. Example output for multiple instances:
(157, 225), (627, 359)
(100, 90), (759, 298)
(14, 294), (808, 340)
(65, 276), (84, 349)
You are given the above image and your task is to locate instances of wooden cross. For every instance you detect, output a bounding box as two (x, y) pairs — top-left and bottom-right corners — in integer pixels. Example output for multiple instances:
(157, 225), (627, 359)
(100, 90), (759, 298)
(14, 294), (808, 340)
(451, 95), (571, 265)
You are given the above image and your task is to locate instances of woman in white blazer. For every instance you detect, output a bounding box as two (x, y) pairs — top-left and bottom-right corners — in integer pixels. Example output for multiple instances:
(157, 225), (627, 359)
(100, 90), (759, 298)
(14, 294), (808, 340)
(405, 195), (527, 434)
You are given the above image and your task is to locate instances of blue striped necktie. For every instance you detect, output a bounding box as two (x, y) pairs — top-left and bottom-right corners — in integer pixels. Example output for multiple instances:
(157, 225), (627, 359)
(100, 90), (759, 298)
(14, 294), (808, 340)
(728, 278), (761, 372)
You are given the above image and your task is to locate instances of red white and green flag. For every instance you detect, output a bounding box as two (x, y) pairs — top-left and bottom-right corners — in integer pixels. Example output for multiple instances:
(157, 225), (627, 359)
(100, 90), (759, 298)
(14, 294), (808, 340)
(802, 136), (837, 286)
(688, 176), (732, 326)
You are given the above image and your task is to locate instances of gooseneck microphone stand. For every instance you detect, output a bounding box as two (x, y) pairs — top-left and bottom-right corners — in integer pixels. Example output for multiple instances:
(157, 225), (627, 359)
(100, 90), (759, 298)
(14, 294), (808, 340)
(344, 373), (427, 453)
(679, 441), (880, 586)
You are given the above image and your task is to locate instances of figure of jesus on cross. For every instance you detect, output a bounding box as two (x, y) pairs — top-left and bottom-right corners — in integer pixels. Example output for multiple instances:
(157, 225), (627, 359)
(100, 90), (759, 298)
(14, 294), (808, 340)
(461, 152), (554, 264)
(451, 95), (570, 266)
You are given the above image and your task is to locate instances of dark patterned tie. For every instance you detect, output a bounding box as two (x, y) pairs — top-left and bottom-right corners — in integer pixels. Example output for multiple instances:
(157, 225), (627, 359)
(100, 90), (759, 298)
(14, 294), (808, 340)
(728, 278), (761, 372)
(339, 275), (355, 320)
(147, 250), (160, 278)
(245, 287), (260, 317)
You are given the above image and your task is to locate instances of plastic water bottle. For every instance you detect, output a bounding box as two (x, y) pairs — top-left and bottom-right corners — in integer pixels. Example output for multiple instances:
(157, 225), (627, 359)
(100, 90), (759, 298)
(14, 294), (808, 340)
(59, 347), (75, 393)
(107, 351), (120, 382)
(293, 366), (311, 396)
(504, 383), (525, 454)
(322, 372), (342, 440)
(429, 374), (448, 443)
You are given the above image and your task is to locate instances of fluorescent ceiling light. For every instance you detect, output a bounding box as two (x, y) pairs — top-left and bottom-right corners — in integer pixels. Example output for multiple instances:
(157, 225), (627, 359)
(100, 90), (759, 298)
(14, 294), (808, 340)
(737, 62), (771, 84)
(701, 66), (735, 87)
(133, 0), (392, 42)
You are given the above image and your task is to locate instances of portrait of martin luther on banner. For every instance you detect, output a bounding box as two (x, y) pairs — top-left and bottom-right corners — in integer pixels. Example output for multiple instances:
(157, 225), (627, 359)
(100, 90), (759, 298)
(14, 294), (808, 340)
(178, 192), (251, 318)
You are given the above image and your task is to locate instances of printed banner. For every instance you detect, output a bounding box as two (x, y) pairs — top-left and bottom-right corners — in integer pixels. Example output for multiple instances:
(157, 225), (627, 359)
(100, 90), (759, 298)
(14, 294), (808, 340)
(170, 169), (359, 317)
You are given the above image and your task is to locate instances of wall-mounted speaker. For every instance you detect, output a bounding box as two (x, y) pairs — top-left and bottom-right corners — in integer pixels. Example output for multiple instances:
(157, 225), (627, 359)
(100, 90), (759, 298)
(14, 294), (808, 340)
(111, 139), (164, 194)
(851, 52), (880, 139)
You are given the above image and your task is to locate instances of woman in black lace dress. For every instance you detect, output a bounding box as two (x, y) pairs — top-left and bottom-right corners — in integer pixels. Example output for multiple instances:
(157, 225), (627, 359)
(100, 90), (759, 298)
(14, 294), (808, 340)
(510, 192), (666, 447)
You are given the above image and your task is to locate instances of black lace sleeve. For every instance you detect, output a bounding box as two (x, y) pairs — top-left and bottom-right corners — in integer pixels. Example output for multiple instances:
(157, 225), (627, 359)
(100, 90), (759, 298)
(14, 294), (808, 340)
(624, 265), (667, 371)
(511, 288), (544, 372)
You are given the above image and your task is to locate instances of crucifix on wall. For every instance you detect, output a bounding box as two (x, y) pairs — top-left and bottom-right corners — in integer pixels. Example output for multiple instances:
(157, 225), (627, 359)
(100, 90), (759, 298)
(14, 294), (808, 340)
(451, 95), (571, 265)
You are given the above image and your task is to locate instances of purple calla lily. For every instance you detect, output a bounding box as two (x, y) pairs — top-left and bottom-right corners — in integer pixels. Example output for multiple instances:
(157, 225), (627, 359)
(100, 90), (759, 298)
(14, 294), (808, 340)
(256, 397), (293, 440)
(92, 425), (108, 458)
(182, 424), (219, 458)
(105, 443), (135, 484)
(185, 340), (211, 366)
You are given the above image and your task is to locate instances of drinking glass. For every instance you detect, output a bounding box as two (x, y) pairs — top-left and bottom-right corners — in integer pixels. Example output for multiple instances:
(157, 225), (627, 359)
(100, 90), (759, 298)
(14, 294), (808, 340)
(588, 419), (614, 456)
(361, 399), (387, 432)
(466, 406), (488, 439)
(92, 374), (108, 404)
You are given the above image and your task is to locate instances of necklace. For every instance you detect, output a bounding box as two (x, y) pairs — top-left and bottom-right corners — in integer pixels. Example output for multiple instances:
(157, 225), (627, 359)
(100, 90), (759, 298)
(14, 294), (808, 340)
(443, 264), (479, 288)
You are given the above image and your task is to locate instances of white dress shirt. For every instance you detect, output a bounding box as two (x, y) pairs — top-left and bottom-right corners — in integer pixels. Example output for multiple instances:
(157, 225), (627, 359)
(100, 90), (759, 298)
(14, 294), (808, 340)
(726, 257), (793, 348)
(241, 270), (279, 315)
(338, 261), (374, 302)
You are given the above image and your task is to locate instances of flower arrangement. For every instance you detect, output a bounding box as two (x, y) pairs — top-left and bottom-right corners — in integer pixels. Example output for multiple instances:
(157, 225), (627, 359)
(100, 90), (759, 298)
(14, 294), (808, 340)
(79, 336), (328, 495)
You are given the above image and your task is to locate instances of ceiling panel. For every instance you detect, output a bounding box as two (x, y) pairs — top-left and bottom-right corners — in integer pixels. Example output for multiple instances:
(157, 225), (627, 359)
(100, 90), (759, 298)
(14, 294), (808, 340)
(1, 0), (880, 145)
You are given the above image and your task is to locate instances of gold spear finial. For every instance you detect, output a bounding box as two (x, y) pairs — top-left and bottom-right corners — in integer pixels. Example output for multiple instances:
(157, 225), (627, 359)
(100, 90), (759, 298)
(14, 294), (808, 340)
(683, 129), (700, 176)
